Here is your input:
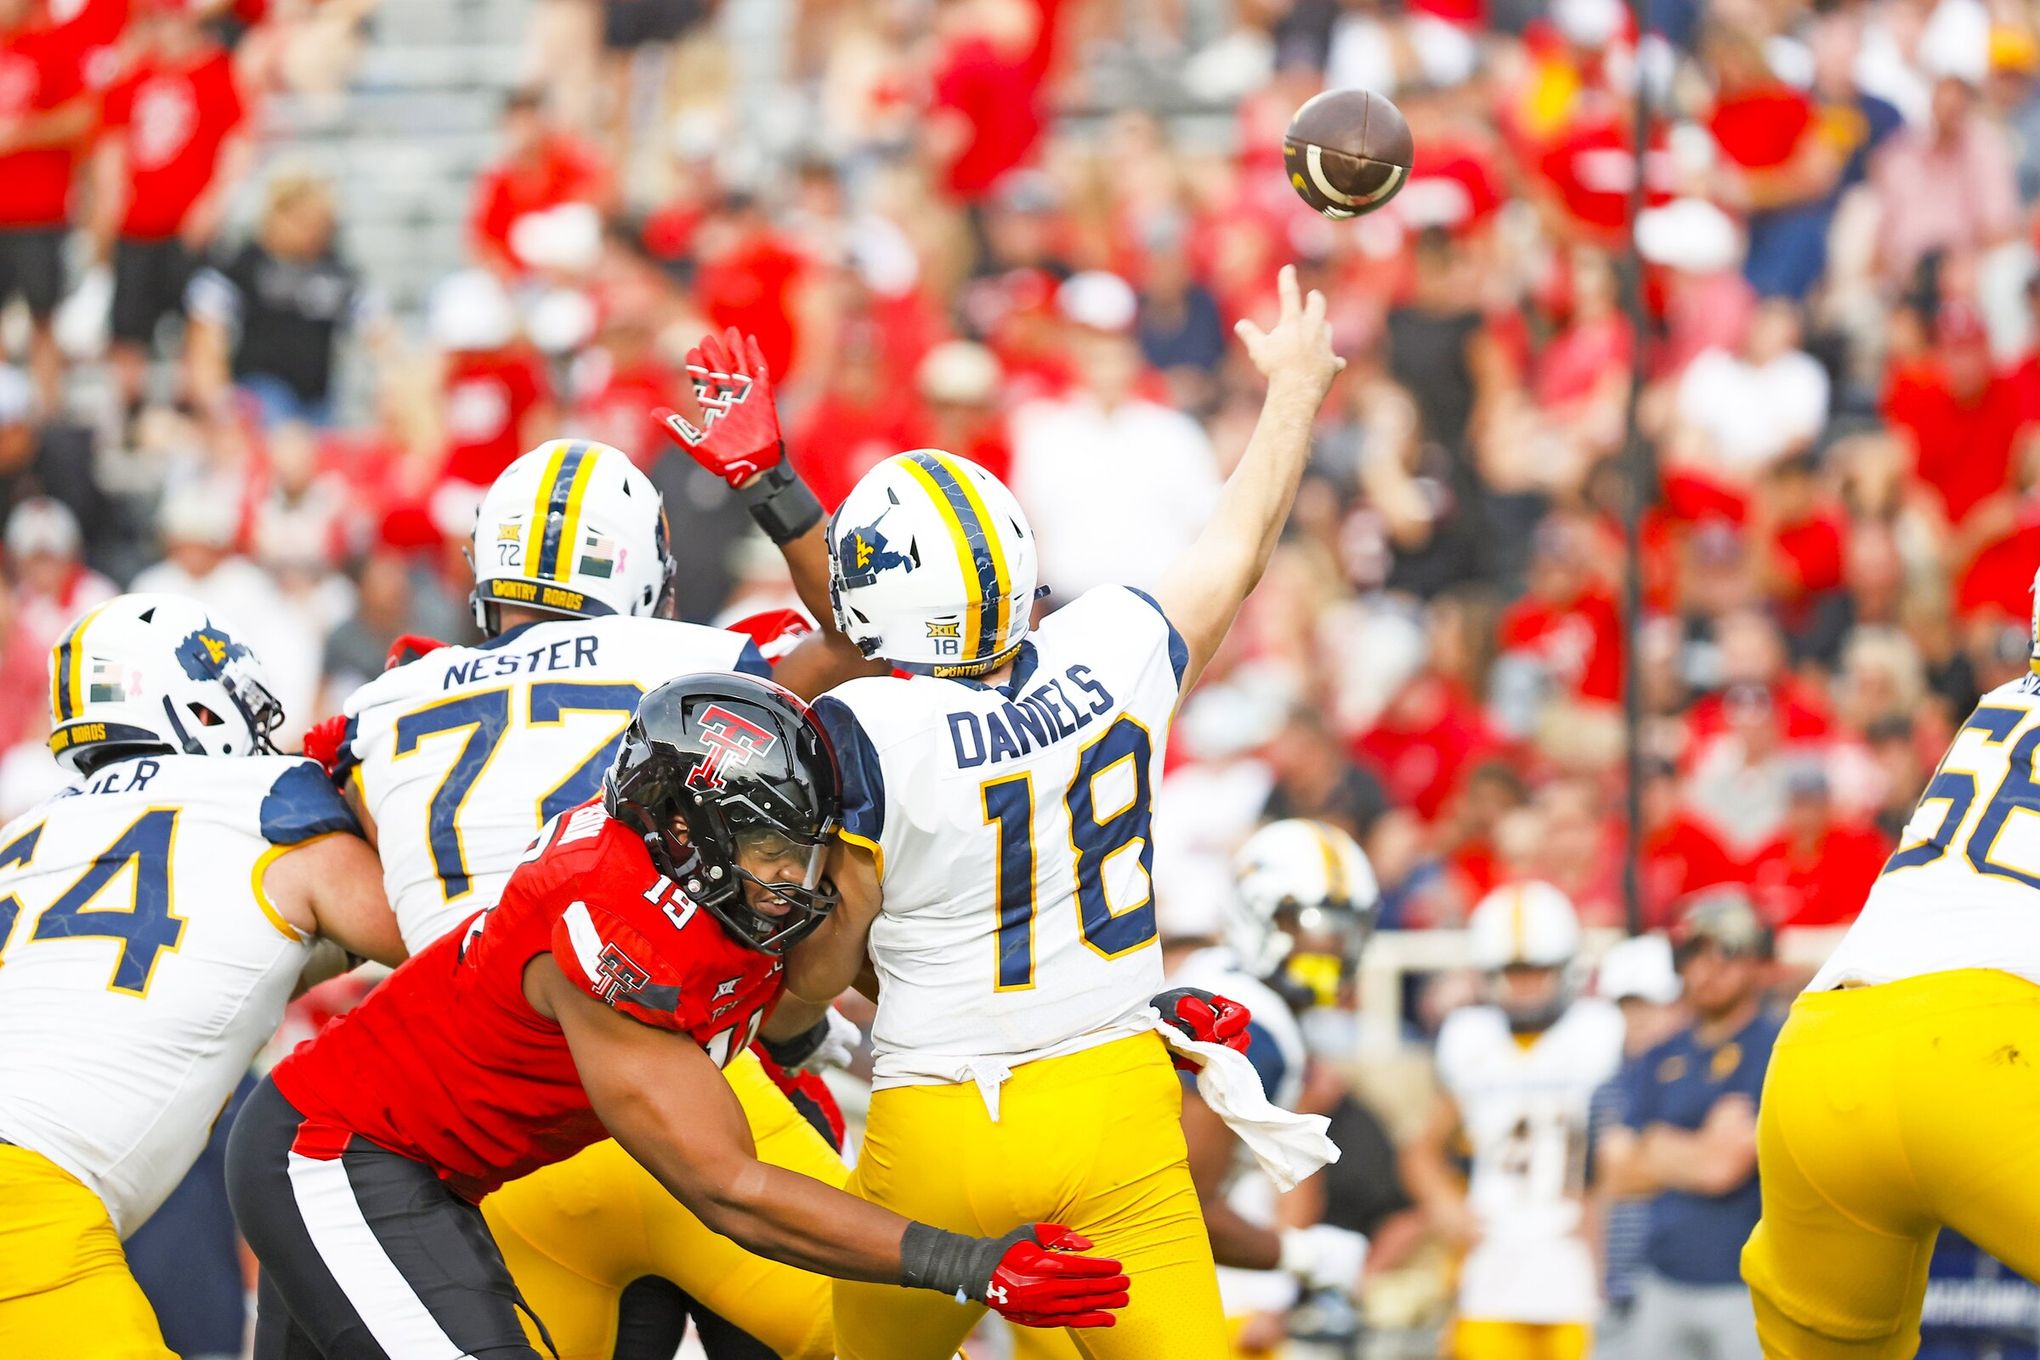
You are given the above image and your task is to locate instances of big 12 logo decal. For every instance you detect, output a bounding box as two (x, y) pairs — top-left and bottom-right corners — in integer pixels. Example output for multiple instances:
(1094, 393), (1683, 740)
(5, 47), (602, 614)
(686, 704), (779, 791)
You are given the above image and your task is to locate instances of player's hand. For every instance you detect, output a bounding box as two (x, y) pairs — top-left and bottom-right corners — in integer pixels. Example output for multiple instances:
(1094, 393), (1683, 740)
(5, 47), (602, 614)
(1234, 264), (1343, 399)
(760, 1007), (862, 1073)
(384, 634), (448, 670)
(1154, 987), (1252, 1072)
(1279, 1223), (1368, 1294)
(301, 715), (348, 779)
(982, 1224), (1131, 1329)
(658, 327), (786, 489)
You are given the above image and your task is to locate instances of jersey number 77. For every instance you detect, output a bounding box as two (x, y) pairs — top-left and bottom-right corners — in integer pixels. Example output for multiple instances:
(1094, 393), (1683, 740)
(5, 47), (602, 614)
(395, 681), (643, 901)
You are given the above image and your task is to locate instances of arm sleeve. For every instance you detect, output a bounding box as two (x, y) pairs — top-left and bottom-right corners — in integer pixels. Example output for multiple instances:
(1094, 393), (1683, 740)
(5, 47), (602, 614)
(1121, 586), (1190, 689)
(550, 899), (692, 1033)
(731, 639), (772, 679)
(259, 760), (363, 845)
(811, 694), (885, 856)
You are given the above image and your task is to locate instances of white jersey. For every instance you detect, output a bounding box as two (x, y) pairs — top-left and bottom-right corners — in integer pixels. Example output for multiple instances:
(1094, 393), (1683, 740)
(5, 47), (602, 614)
(338, 615), (765, 952)
(1172, 946), (1309, 1315)
(813, 586), (1188, 1088)
(1812, 672), (2040, 991)
(1435, 998), (1623, 1323)
(0, 754), (351, 1234)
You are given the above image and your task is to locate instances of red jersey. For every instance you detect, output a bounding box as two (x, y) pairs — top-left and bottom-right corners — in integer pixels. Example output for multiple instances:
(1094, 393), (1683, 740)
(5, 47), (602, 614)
(0, 19), (87, 227)
(271, 802), (785, 1202)
(440, 347), (549, 489)
(1497, 587), (1623, 705)
(101, 44), (244, 240)
(467, 133), (610, 273)
(1882, 364), (2026, 526)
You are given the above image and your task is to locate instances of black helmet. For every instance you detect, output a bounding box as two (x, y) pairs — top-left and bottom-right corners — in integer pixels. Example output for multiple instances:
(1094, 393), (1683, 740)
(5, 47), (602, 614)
(603, 672), (843, 954)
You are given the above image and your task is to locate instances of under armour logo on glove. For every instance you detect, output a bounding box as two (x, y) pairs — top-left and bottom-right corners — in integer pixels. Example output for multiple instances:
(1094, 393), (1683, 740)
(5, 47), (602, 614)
(986, 1284), (1008, 1305)
(983, 1224), (1129, 1330)
(657, 328), (787, 489)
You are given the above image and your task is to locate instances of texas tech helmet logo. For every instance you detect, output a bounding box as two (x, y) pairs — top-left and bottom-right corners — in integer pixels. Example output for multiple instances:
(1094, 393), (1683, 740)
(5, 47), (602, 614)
(687, 704), (779, 791)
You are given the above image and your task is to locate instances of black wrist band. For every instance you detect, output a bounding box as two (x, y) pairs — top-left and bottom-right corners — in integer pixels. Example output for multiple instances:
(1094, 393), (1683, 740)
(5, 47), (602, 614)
(899, 1222), (1020, 1302)
(741, 449), (824, 545)
(759, 1014), (830, 1070)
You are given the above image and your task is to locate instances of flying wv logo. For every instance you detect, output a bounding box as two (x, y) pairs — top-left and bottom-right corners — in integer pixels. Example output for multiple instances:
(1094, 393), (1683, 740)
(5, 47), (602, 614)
(836, 496), (918, 589)
(687, 705), (779, 791)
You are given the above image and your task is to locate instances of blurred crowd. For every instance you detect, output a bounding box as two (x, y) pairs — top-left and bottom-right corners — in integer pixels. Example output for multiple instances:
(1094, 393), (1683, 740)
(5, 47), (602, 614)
(6, 0), (2040, 1349)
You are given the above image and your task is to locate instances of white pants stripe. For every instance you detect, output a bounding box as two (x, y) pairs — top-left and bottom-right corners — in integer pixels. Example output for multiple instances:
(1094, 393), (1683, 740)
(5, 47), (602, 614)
(285, 1149), (467, 1360)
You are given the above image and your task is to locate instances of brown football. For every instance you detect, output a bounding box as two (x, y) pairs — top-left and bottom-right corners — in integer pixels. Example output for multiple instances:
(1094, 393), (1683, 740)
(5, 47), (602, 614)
(1283, 89), (1413, 219)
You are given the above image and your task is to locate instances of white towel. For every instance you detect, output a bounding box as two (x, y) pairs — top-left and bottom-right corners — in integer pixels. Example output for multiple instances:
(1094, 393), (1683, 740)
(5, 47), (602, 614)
(1149, 1010), (1339, 1192)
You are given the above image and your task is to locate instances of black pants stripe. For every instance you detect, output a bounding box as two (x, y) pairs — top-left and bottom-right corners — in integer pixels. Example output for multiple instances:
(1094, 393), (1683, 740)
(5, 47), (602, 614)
(225, 1077), (547, 1360)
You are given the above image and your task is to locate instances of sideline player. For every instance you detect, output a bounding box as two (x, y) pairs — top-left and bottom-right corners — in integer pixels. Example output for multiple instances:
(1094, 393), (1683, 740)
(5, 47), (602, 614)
(1740, 575), (2040, 1357)
(228, 673), (1131, 1358)
(1015, 817), (1384, 1360)
(748, 264), (1344, 1359)
(1401, 882), (1624, 1360)
(0, 595), (406, 1360)
(319, 416), (872, 1353)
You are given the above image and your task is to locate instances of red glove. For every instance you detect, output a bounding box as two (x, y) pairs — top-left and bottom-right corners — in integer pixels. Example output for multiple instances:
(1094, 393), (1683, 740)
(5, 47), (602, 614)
(301, 715), (349, 779)
(658, 327), (786, 488)
(984, 1225), (1130, 1330)
(384, 634), (448, 670)
(723, 607), (815, 666)
(1155, 987), (1253, 1072)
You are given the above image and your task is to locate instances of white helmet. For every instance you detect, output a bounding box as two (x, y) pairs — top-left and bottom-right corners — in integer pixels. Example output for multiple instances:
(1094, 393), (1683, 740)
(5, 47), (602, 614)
(1467, 880), (1581, 971)
(827, 449), (1040, 677)
(47, 593), (284, 772)
(470, 439), (675, 633)
(1229, 819), (1380, 986)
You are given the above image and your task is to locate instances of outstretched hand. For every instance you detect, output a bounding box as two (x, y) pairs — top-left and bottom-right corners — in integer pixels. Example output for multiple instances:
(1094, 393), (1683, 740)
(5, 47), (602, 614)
(657, 327), (787, 489)
(1233, 264), (1344, 399)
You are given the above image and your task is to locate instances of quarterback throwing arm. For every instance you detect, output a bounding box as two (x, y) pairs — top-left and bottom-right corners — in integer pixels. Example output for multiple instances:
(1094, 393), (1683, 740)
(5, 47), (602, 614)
(775, 265), (1347, 1360)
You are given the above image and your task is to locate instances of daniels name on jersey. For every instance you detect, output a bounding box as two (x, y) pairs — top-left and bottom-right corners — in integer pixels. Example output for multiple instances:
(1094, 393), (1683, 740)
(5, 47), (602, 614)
(334, 615), (767, 953)
(270, 800), (783, 1203)
(812, 585), (1190, 1085)
(0, 755), (355, 1234)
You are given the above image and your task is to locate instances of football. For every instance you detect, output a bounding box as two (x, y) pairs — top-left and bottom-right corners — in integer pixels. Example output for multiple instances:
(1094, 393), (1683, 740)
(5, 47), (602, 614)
(1283, 89), (1414, 219)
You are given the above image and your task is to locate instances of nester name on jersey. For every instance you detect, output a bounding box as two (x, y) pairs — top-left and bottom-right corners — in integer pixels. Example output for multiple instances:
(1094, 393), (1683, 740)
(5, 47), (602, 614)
(271, 801), (782, 1203)
(437, 632), (602, 690)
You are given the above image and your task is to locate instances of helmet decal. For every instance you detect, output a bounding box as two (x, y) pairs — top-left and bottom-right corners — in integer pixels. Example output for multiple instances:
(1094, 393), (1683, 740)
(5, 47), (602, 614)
(898, 450), (1009, 665)
(687, 704), (781, 792)
(50, 602), (112, 721)
(834, 502), (918, 590)
(173, 626), (250, 682)
(528, 440), (599, 582)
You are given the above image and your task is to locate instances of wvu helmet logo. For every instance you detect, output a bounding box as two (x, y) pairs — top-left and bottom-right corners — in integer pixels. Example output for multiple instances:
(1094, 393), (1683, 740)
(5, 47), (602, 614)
(687, 704), (779, 791)
(174, 627), (248, 681)
(836, 506), (917, 589)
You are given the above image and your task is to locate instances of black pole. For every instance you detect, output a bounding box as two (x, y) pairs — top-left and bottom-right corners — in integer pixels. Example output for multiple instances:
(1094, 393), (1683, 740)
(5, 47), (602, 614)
(1618, 17), (1654, 939)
